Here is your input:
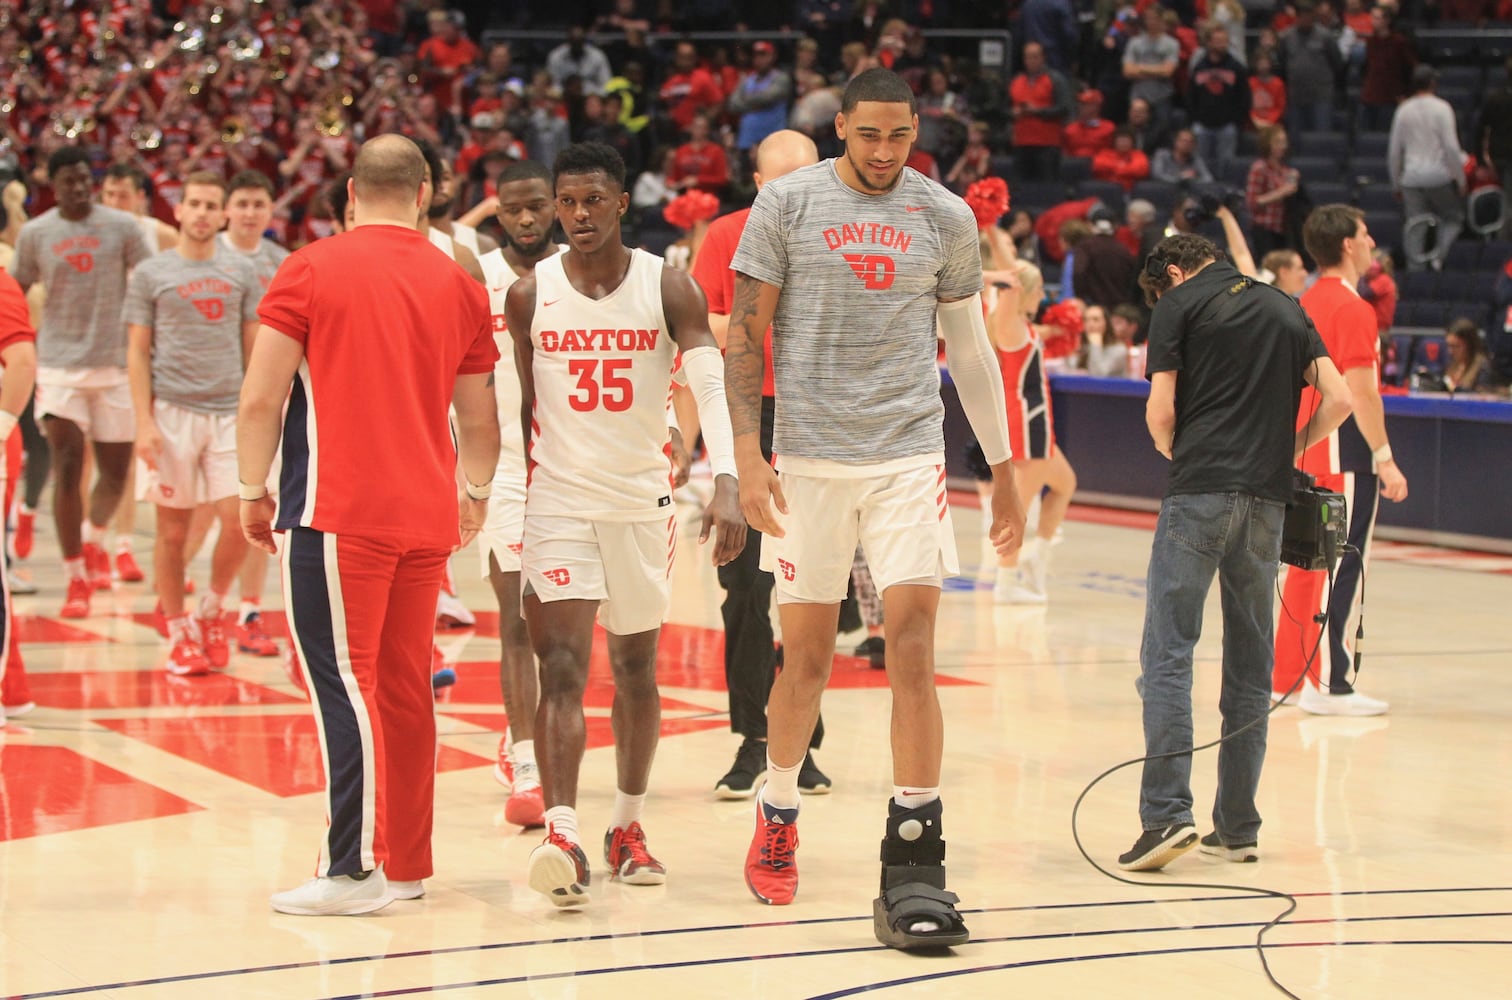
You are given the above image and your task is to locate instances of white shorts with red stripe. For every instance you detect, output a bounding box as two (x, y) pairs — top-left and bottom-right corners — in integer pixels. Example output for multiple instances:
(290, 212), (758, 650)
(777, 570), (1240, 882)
(760, 458), (959, 605)
(478, 497), (526, 577)
(520, 514), (676, 636)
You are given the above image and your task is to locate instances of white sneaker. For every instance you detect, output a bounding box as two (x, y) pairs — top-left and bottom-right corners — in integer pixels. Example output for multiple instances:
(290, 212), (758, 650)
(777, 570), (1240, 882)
(435, 590), (476, 628)
(7, 569), (37, 595)
(270, 868), (391, 915)
(993, 565), (1045, 605)
(388, 879), (425, 900)
(1021, 538), (1052, 597)
(1299, 683), (1389, 717)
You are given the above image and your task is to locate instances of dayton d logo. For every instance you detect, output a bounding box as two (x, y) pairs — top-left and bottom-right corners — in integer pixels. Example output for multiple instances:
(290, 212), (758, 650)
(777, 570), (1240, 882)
(843, 253), (896, 291)
(192, 299), (225, 321)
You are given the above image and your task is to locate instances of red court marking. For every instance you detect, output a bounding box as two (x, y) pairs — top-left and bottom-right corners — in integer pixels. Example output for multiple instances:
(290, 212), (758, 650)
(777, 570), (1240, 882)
(95, 715), (492, 798)
(15, 615), (114, 644)
(0, 745), (202, 841)
(27, 670), (303, 710)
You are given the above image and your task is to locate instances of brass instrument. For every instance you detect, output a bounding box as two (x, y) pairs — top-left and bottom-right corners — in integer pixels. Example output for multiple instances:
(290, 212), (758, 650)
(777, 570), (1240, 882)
(313, 49), (341, 72)
(316, 104), (346, 137)
(229, 32), (264, 63)
(220, 116), (246, 144)
(130, 124), (163, 150)
(52, 112), (97, 140)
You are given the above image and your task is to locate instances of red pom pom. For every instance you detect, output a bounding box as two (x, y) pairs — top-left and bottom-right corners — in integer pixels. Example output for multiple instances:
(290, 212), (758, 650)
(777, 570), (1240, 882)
(664, 190), (721, 230)
(965, 177), (1011, 228)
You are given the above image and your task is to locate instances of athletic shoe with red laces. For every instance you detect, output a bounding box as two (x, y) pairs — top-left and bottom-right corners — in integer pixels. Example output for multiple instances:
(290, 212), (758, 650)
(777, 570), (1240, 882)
(82, 543), (112, 591)
(604, 821), (667, 885)
(60, 577), (92, 618)
(166, 637), (211, 676)
(114, 549), (145, 582)
(528, 826), (591, 907)
(745, 794), (800, 905)
(237, 612), (280, 656)
(493, 732), (515, 790)
(14, 509), (34, 560)
(1, 661), (35, 716)
(198, 615), (230, 669)
(505, 763), (546, 829)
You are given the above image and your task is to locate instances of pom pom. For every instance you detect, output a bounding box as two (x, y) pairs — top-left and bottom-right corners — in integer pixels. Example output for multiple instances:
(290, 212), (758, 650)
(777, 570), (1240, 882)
(664, 190), (720, 231)
(964, 176), (1010, 229)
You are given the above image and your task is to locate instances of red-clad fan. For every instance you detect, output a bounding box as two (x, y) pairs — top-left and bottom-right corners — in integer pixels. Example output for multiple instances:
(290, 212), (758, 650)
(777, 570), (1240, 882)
(0, 271), (38, 725)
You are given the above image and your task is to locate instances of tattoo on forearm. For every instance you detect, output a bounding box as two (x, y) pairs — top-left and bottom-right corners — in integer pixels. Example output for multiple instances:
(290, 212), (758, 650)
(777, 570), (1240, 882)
(725, 277), (764, 439)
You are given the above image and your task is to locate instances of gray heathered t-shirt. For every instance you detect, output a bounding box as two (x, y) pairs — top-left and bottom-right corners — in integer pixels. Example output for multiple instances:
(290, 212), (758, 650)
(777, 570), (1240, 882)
(219, 232), (289, 291)
(1124, 33), (1181, 107)
(730, 159), (982, 466)
(122, 246), (262, 413)
(7, 205), (150, 368)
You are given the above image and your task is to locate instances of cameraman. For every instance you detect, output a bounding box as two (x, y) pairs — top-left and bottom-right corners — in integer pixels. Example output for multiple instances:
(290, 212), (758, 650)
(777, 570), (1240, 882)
(1117, 234), (1353, 872)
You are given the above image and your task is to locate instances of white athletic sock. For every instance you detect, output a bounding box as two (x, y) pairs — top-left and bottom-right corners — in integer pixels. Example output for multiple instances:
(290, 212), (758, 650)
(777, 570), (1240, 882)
(115, 535), (133, 554)
(512, 739), (536, 768)
(82, 522), (104, 545)
(198, 591), (226, 619)
(239, 599), (260, 625)
(167, 615), (195, 644)
(763, 753), (802, 809)
(64, 557), (86, 581)
(544, 806), (580, 846)
(608, 790), (646, 831)
(893, 785), (940, 810)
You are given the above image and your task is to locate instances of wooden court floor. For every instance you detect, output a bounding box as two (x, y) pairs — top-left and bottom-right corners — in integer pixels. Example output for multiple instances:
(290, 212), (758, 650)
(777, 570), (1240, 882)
(1, 493), (1509, 999)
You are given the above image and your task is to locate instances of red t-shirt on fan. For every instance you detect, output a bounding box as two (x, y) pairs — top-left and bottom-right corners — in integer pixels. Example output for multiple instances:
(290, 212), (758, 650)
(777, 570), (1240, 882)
(257, 224), (498, 548)
(1296, 275), (1377, 476)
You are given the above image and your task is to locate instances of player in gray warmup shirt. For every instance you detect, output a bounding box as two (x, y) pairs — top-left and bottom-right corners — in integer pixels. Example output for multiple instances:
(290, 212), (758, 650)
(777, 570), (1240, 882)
(727, 68), (1026, 951)
(7, 146), (149, 619)
(124, 171), (261, 677)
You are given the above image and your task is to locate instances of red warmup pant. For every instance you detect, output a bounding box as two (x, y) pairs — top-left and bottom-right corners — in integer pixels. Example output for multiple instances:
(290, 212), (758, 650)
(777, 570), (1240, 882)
(2, 428), (23, 695)
(281, 528), (448, 882)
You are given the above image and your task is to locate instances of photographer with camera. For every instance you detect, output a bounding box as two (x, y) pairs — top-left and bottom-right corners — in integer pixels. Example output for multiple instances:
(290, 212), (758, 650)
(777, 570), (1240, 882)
(1117, 233), (1352, 872)
(1274, 205), (1407, 717)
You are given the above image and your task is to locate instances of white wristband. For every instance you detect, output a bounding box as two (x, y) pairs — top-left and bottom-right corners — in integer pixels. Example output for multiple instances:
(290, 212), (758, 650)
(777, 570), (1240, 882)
(1372, 444), (1393, 465)
(465, 480), (492, 501)
(0, 410), (16, 443)
(238, 480), (269, 501)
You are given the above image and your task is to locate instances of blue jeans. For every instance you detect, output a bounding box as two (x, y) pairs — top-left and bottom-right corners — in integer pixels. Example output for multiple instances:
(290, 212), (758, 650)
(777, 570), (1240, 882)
(1137, 491), (1285, 843)
(1193, 123), (1237, 181)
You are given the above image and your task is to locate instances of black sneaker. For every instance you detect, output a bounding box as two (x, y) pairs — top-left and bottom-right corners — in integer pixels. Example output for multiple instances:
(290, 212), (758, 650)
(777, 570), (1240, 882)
(797, 751), (831, 795)
(1199, 831), (1259, 863)
(1117, 823), (1198, 871)
(715, 737), (767, 800)
(853, 635), (885, 670)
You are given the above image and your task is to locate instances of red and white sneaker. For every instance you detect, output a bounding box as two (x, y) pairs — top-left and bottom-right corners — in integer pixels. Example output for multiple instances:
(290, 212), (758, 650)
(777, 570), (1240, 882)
(604, 821), (667, 885)
(528, 826), (591, 907)
(166, 637), (211, 676)
(745, 793), (800, 905)
(60, 577), (92, 619)
(198, 615), (230, 670)
(82, 543), (112, 591)
(493, 733), (515, 791)
(114, 549), (145, 582)
(435, 589), (476, 628)
(505, 762), (545, 829)
(236, 613), (280, 657)
(14, 509), (34, 560)
(1, 662), (35, 716)
(282, 644), (309, 698)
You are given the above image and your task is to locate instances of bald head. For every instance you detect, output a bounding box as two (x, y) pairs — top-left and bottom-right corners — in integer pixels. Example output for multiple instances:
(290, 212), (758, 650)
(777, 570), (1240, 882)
(754, 130), (819, 189)
(352, 134), (426, 206)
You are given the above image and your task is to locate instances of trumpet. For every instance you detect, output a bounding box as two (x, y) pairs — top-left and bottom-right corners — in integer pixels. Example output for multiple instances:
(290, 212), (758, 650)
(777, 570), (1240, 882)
(52, 112), (97, 139)
(130, 124), (163, 150)
(229, 31), (264, 63)
(172, 22), (206, 53)
(316, 105), (347, 137)
(221, 116), (261, 145)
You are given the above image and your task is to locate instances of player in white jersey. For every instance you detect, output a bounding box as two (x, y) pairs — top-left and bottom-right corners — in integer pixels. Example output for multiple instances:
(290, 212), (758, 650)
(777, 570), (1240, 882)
(475, 160), (563, 830)
(504, 143), (745, 908)
(727, 69), (1025, 950)
(100, 164), (179, 585)
(429, 154), (498, 258)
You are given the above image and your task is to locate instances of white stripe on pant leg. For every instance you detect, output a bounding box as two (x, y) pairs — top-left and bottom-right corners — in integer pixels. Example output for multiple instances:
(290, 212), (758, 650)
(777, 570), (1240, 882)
(322, 532), (380, 875)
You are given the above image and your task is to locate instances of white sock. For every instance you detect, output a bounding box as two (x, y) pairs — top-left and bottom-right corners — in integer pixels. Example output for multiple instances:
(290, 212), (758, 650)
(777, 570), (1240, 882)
(763, 753), (802, 809)
(115, 535), (133, 554)
(513, 739), (536, 768)
(239, 599), (260, 625)
(608, 790), (646, 831)
(167, 615), (195, 644)
(892, 785), (940, 809)
(82, 522), (104, 545)
(64, 557), (86, 581)
(544, 806), (580, 845)
(198, 591), (226, 619)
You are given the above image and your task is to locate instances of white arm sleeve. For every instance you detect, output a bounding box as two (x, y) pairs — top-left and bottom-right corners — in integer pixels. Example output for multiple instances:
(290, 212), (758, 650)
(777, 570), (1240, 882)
(679, 345), (737, 479)
(938, 294), (1013, 466)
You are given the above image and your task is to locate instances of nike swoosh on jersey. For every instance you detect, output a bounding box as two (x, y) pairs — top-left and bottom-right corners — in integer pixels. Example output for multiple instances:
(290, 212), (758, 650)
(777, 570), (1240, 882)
(543, 298), (561, 307)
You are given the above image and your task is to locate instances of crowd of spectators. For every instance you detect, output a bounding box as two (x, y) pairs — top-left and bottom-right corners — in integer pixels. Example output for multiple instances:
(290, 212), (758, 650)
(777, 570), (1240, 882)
(2, 0), (1511, 387)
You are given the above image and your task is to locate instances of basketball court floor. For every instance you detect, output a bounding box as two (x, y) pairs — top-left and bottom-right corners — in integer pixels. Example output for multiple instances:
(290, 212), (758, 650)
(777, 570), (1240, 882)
(1, 490), (1508, 999)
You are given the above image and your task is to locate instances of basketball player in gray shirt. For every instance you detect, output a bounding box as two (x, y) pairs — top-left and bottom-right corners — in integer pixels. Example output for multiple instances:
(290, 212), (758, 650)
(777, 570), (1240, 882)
(124, 172), (261, 677)
(7, 146), (150, 619)
(727, 68), (1026, 950)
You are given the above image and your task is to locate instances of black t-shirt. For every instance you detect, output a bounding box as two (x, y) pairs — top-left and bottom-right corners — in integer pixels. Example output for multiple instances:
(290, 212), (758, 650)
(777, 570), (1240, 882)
(1146, 261), (1329, 502)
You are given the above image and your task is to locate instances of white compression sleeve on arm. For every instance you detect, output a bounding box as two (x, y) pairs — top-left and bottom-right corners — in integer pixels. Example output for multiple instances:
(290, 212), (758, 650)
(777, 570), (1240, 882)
(679, 345), (737, 479)
(938, 294), (1013, 466)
